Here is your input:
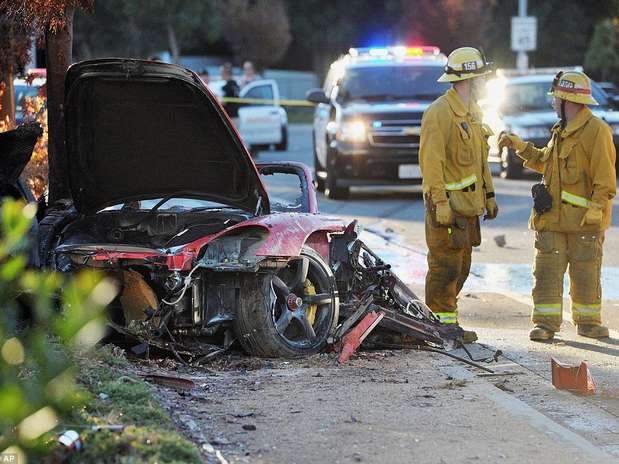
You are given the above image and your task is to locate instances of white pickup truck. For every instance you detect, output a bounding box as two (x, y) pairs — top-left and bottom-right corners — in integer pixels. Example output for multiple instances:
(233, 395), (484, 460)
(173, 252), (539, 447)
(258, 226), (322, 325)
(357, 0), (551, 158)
(209, 78), (288, 153)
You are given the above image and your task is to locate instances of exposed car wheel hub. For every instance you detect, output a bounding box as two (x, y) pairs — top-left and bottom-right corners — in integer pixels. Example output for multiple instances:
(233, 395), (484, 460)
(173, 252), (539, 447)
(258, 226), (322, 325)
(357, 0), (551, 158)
(287, 294), (303, 310)
(271, 255), (336, 348)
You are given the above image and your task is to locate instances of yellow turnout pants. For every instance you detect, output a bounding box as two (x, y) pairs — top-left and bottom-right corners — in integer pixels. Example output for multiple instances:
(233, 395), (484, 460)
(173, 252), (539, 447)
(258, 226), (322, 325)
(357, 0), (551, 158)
(425, 212), (480, 324)
(532, 231), (604, 331)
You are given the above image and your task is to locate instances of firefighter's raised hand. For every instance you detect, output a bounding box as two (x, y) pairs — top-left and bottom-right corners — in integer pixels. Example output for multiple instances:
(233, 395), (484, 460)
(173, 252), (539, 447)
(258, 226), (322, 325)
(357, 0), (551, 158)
(485, 197), (499, 220)
(435, 201), (454, 226)
(498, 132), (527, 153)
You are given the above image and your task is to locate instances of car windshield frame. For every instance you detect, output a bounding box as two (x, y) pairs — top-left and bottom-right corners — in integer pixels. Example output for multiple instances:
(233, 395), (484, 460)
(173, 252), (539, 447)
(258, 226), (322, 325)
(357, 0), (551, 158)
(101, 197), (235, 212)
(500, 80), (610, 115)
(337, 64), (448, 102)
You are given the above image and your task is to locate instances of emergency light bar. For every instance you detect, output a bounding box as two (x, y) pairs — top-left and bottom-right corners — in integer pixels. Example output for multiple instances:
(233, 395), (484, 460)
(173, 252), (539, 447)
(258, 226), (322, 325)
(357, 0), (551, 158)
(349, 46), (441, 58)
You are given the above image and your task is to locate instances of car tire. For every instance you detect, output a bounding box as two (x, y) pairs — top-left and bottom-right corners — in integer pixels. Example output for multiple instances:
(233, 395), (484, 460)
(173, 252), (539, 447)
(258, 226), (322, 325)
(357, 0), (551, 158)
(38, 208), (77, 268)
(234, 246), (339, 358)
(275, 125), (288, 151)
(502, 148), (523, 179)
(325, 148), (349, 199)
(313, 139), (326, 192)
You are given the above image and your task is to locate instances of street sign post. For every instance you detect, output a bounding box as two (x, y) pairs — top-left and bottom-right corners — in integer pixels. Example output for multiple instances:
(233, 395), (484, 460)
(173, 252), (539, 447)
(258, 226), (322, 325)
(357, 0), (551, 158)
(511, 16), (537, 52)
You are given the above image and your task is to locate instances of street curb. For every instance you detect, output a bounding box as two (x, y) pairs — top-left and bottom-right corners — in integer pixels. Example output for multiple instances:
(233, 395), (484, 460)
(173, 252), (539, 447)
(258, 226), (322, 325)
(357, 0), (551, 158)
(441, 363), (614, 461)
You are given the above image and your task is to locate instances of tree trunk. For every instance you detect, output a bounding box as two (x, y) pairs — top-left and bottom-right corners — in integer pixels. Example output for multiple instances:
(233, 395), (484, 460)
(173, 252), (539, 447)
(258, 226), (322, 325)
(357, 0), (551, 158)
(0, 67), (16, 128)
(46, 6), (74, 204)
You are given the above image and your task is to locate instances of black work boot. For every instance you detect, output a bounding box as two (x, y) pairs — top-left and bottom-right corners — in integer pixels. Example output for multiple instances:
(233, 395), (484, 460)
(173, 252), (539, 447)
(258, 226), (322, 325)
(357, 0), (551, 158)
(460, 328), (478, 344)
(577, 324), (609, 339)
(529, 325), (555, 341)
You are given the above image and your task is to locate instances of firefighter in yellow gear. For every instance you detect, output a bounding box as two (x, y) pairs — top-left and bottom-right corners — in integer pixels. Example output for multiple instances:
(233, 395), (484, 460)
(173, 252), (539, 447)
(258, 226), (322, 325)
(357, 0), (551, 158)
(498, 70), (616, 341)
(420, 47), (497, 343)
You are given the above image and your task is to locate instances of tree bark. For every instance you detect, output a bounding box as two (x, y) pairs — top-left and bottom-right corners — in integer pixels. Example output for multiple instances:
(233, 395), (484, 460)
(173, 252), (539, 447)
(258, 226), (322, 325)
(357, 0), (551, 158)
(46, 6), (74, 203)
(0, 67), (16, 128)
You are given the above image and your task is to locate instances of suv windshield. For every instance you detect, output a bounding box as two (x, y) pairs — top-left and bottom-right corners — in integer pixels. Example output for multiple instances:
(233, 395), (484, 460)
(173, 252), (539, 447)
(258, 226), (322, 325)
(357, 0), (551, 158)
(338, 65), (447, 102)
(501, 80), (609, 114)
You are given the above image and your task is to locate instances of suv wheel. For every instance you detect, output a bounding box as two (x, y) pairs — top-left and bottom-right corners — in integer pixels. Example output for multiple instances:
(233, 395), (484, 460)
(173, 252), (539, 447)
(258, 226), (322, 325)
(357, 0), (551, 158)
(313, 138), (326, 192)
(275, 125), (288, 151)
(325, 147), (349, 199)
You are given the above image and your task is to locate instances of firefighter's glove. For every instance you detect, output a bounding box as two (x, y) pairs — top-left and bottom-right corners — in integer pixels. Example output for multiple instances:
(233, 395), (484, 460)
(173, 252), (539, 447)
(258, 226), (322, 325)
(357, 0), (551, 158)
(485, 197), (499, 220)
(580, 203), (603, 227)
(498, 132), (527, 153)
(435, 201), (454, 226)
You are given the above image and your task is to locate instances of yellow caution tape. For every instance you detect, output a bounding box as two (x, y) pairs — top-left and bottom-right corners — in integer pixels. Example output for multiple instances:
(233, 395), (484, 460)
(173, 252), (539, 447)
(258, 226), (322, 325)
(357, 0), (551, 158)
(221, 97), (315, 107)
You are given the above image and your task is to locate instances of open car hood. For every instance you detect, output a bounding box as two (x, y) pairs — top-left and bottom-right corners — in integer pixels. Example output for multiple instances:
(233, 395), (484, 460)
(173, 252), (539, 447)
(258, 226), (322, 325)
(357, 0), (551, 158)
(65, 59), (269, 215)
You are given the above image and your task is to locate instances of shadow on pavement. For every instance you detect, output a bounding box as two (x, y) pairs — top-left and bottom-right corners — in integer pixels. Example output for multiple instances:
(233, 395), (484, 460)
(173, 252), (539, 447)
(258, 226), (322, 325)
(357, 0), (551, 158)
(558, 338), (619, 357)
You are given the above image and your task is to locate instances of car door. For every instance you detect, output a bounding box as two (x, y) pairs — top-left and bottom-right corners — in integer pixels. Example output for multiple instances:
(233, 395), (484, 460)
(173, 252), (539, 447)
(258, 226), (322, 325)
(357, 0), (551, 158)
(238, 80), (282, 146)
(256, 162), (318, 214)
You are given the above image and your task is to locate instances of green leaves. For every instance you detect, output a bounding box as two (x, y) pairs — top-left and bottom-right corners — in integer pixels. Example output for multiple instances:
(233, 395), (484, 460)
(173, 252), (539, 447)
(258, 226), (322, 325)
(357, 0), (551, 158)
(585, 19), (619, 82)
(0, 199), (115, 459)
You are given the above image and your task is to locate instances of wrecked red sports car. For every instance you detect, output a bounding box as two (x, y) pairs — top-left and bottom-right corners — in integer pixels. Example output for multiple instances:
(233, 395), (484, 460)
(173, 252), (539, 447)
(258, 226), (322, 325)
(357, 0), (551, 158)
(7, 59), (462, 361)
(36, 59), (347, 357)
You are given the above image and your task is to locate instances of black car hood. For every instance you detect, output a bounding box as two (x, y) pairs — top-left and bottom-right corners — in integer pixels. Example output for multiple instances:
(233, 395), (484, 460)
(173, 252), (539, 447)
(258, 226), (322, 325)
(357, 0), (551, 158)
(65, 59), (269, 215)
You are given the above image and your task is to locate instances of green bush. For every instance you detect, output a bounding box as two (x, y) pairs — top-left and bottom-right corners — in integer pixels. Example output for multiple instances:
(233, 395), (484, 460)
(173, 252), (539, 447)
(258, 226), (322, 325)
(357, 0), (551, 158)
(0, 199), (117, 461)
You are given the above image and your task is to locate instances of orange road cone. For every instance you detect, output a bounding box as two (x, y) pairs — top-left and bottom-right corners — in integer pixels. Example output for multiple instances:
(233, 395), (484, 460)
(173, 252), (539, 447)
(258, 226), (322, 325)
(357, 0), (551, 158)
(551, 357), (596, 395)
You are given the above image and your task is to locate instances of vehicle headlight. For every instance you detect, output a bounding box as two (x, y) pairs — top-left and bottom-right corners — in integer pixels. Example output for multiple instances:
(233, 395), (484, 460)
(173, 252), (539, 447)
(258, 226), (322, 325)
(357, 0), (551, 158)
(511, 126), (549, 140)
(337, 120), (367, 142)
(610, 124), (619, 136)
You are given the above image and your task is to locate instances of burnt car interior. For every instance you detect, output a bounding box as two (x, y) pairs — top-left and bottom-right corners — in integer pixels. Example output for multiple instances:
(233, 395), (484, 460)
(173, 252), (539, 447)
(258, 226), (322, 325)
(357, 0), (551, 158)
(59, 201), (254, 250)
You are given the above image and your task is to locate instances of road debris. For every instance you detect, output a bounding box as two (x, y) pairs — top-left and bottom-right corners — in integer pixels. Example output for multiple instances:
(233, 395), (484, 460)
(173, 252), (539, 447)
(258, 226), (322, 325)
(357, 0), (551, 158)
(329, 221), (469, 363)
(50, 430), (82, 462)
(494, 234), (507, 247)
(551, 357), (596, 395)
(141, 373), (196, 390)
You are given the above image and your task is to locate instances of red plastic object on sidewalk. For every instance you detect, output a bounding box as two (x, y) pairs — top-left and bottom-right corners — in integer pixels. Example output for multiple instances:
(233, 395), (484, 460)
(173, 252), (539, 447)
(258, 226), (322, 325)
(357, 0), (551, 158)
(337, 311), (384, 364)
(551, 357), (596, 395)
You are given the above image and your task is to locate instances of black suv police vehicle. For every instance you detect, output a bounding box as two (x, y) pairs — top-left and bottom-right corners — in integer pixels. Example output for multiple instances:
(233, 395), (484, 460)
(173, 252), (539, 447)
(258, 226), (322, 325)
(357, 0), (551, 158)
(306, 46), (449, 199)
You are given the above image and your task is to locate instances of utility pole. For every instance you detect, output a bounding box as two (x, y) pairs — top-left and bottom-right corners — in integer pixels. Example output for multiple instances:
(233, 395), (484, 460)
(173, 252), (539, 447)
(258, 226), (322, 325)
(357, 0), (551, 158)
(516, 0), (528, 71)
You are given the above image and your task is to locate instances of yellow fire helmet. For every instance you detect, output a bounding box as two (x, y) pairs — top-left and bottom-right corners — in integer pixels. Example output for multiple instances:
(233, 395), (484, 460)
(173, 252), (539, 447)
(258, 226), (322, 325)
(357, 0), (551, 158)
(548, 70), (598, 105)
(438, 47), (493, 83)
